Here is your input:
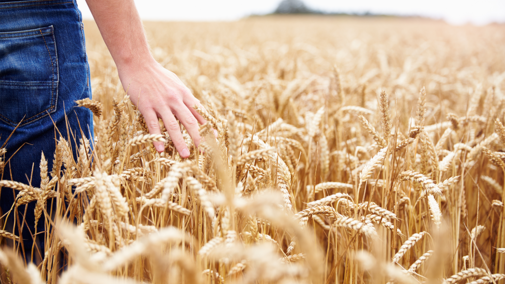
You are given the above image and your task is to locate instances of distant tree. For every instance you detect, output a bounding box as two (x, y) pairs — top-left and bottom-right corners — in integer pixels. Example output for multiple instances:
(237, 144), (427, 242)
(274, 0), (312, 14)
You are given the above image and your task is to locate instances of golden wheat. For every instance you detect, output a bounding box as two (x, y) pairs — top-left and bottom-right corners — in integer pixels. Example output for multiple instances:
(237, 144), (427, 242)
(0, 16), (503, 284)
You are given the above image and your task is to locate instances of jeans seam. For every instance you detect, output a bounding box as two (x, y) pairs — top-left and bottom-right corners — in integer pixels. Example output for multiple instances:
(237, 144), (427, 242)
(74, 0), (81, 22)
(80, 22), (89, 88)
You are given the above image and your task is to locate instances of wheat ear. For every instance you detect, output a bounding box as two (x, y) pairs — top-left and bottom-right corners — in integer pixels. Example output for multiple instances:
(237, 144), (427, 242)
(482, 147), (505, 171)
(333, 215), (377, 237)
(399, 170), (442, 196)
(199, 237), (224, 257)
(228, 260), (247, 276)
(468, 274), (505, 284)
(481, 176), (502, 195)
(341, 106), (374, 116)
(358, 115), (387, 148)
(359, 147), (388, 186)
(359, 202), (398, 220)
(127, 134), (166, 147)
(495, 119), (505, 143)
(314, 182), (353, 194)
(392, 232), (426, 263)
(408, 250), (433, 273)
(76, 98), (103, 117)
(379, 90), (391, 141)
(0, 230), (20, 241)
(427, 195), (442, 228)
(307, 193), (353, 207)
(444, 268), (488, 284)
(0, 249), (40, 284)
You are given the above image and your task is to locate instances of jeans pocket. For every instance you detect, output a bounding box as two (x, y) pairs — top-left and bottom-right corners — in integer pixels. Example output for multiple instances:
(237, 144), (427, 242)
(0, 25), (58, 127)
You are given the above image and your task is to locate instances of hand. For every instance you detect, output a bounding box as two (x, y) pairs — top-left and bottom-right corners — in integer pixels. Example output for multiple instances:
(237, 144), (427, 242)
(117, 59), (206, 158)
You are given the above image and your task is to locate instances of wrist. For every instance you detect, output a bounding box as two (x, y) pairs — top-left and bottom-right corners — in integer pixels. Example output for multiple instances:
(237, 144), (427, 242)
(116, 55), (164, 97)
(115, 51), (157, 71)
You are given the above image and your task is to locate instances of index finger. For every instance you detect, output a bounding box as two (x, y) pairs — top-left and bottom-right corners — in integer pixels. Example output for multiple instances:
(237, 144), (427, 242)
(184, 96), (207, 125)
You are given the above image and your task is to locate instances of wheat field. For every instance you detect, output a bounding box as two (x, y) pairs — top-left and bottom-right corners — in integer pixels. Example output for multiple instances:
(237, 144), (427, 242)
(1, 16), (505, 283)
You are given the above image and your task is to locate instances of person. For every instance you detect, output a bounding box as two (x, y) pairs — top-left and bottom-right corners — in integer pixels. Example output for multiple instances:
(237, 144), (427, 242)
(0, 0), (204, 262)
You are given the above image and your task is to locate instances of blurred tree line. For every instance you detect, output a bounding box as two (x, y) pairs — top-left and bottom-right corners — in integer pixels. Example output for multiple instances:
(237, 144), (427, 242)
(274, 0), (312, 14)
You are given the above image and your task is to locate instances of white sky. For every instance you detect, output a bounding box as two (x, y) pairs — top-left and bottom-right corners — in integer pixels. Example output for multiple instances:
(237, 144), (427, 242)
(76, 0), (505, 25)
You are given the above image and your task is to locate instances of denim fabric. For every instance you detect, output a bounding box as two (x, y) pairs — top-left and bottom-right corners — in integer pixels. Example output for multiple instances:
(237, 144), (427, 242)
(0, 0), (93, 262)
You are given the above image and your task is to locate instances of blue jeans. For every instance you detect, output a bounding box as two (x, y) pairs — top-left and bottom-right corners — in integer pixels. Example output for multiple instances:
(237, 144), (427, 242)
(0, 0), (93, 262)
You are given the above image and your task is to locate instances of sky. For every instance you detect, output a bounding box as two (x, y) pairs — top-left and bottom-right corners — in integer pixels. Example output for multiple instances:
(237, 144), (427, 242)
(76, 0), (505, 26)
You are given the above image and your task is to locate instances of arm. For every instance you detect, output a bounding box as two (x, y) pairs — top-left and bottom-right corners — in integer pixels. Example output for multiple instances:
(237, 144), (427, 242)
(85, 0), (205, 158)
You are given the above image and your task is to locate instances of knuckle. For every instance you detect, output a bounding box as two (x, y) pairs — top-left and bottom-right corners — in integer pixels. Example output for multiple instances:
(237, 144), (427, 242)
(165, 93), (177, 102)
(166, 119), (180, 131)
(147, 120), (160, 130)
(185, 117), (198, 127)
(167, 95), (182, 105)
(172, 136), (186, 147)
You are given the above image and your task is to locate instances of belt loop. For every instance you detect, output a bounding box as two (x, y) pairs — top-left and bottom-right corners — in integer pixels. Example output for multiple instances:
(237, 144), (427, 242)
(73, 0), (83, 22)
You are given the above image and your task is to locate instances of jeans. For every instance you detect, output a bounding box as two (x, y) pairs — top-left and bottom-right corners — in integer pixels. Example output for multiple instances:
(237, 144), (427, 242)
(0, 0), (93, 262)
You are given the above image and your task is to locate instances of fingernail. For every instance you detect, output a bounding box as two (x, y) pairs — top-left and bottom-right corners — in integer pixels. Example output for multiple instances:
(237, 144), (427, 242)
(181, 148), (190, 158)
(155, 144), (164, 152)
(213, 129), (218, 138)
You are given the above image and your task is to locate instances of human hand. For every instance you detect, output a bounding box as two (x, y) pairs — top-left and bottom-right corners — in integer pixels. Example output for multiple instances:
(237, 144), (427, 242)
(117, 59), (206, 158)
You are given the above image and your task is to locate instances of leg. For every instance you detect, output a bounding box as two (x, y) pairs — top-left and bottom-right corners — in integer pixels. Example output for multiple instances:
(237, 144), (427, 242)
(0, 0), (93, 263)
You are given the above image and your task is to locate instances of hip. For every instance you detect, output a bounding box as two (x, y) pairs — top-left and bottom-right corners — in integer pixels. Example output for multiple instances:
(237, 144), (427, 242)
(0, 0), (91, 129)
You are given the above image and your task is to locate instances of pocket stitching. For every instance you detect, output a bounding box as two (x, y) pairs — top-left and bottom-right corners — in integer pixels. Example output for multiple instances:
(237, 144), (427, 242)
(0, 26), (59, 127)
(39, 28), (55, 81)
(0, 32), (51, 40)
(0, 26), (52, 38)
(0, 105), (56, 125)
(0, 81), (52, 87)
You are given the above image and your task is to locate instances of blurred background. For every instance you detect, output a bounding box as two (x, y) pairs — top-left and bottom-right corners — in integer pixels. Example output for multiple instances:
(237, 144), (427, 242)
(76, 0), (505, 26)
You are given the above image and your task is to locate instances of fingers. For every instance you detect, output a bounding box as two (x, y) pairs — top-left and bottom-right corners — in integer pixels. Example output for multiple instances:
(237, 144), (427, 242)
(143, 109), (165, 152)
(173, 104), (202, 148)
(183, 92), (207, 125)
(183, 96), (218, 140)
(160, 109), (190, 158)
(137, 77), (206, 158)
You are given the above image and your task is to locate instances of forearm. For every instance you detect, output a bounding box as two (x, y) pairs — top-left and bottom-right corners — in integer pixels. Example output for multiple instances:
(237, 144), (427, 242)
(85, 0), (155, 68)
